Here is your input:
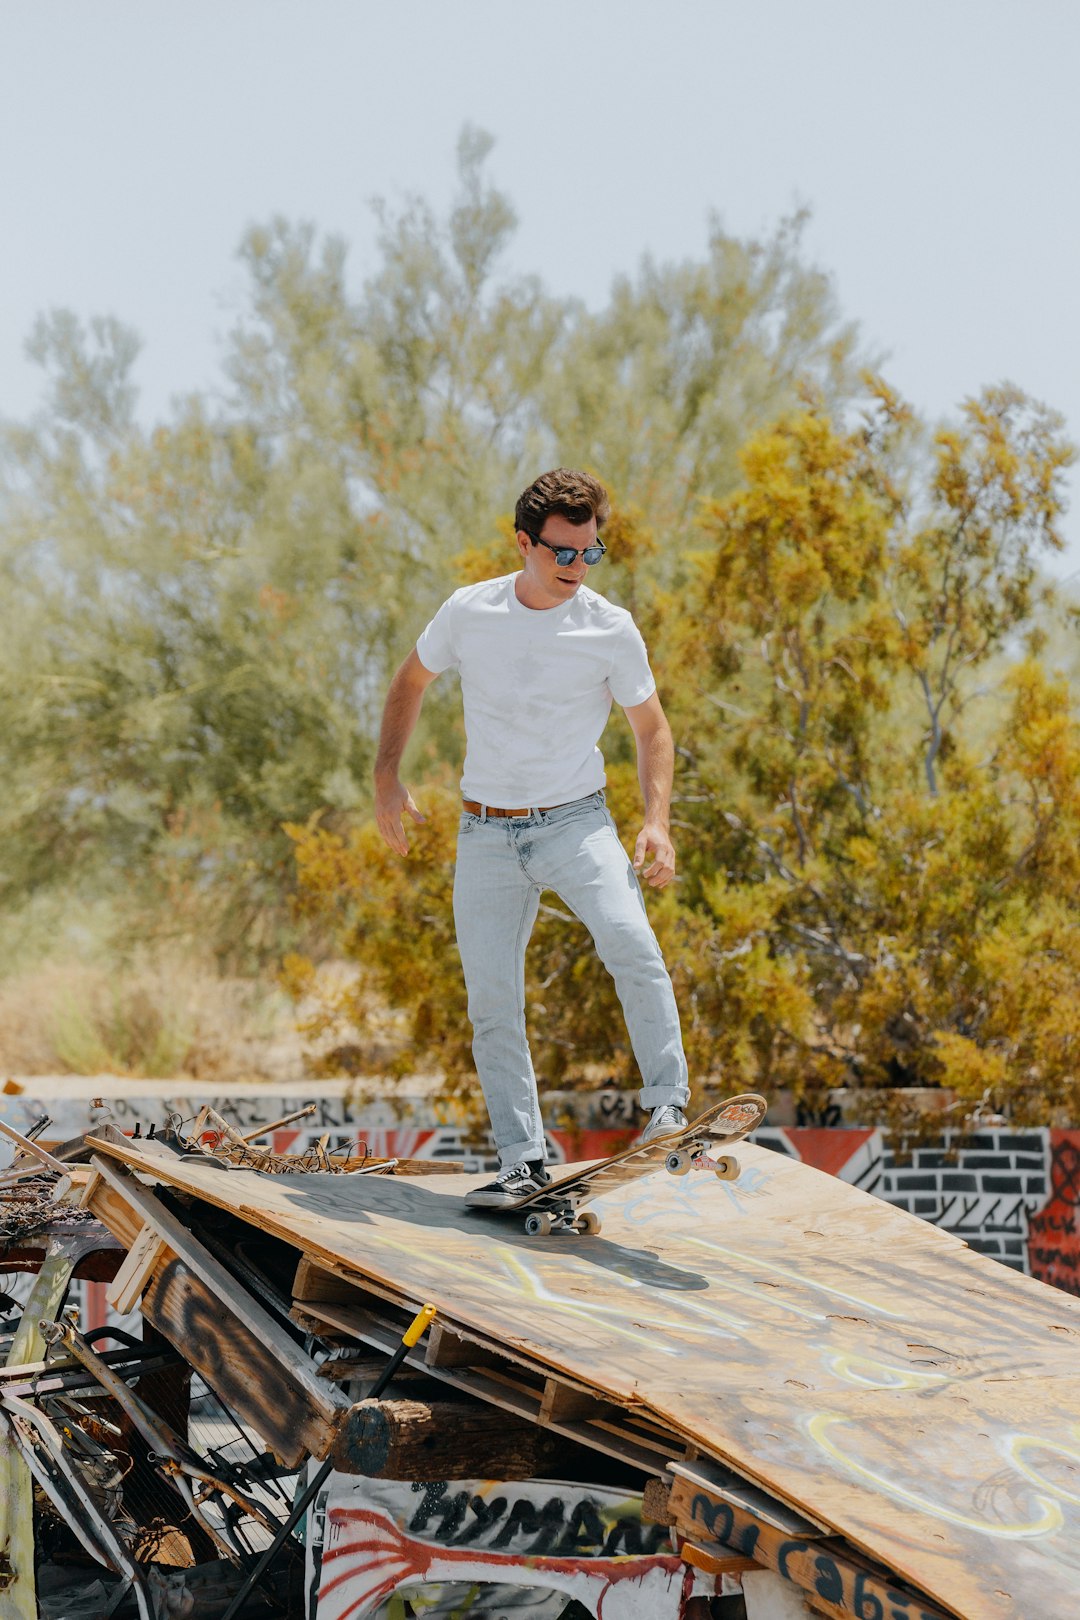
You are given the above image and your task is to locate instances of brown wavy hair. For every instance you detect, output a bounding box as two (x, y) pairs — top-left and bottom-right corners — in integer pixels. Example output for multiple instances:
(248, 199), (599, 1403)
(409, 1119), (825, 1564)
(514, 469), (610, 537)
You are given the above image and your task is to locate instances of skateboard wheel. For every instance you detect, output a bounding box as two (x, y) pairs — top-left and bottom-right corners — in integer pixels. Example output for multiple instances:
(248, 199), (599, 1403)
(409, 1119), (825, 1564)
(575, 1211), (602, 1236)
(525, 1212), (553, 1237)
(665, 1150), (692, 1176)
(712, 1154), (740, 1181)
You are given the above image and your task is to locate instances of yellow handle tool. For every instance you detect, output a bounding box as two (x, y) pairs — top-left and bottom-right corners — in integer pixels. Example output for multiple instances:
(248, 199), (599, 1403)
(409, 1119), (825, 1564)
(402, 1303), (438, 1348)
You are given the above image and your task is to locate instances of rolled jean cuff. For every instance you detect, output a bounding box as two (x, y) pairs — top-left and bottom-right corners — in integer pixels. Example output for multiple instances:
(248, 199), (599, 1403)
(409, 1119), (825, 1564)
(499, 1135), (546, 1169)
(638, 1082), (691, 1110)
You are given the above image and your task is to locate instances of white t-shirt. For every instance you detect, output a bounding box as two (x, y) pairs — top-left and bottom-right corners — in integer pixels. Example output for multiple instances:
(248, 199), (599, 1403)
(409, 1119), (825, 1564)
(416, 573), (656, 807)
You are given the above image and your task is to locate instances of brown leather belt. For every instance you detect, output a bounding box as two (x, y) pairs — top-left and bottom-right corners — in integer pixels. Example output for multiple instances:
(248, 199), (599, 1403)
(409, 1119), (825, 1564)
(462, 798), (573, 818)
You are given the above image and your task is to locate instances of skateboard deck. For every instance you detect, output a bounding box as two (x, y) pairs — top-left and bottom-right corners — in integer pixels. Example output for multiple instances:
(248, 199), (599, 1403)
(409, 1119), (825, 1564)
(478, 1093), (767, 1236)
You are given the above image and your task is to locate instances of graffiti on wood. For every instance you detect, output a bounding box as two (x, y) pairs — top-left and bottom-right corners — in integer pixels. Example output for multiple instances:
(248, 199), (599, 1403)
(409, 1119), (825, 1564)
(670, 1474), (951, 1620)
(308, 1476), (725, 1619)
(142, 1257), (328, 1466)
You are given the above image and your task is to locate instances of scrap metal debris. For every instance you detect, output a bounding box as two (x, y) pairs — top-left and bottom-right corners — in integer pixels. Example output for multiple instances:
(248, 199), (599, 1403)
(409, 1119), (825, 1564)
(162, 1103), (397, 1175)
(0, 1115), (305, 1617)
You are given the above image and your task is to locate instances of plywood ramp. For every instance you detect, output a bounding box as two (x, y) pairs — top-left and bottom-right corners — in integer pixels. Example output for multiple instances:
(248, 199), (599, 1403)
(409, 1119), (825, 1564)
(88, 1134), (1080, 1619)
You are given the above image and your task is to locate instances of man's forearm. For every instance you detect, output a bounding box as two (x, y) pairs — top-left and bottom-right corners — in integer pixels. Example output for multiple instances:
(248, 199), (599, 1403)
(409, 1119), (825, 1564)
(638, 720), (674, 826)
(375, 668), (426, 783)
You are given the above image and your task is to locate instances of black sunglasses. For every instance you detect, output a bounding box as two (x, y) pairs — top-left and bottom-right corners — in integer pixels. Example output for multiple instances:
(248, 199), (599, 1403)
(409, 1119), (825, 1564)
(530, 534), (607, 567)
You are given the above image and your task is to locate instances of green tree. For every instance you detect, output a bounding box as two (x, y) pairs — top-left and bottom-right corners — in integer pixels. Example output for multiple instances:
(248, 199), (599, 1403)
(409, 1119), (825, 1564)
(1, 129), (856, 967)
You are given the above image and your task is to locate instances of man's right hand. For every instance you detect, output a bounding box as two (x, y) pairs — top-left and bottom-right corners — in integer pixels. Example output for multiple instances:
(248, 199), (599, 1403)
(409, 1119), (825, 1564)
(375, 778), (426, 855)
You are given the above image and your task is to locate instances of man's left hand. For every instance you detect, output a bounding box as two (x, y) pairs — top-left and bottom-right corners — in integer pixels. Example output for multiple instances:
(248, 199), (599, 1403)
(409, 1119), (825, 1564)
(633, 823), (676, 889)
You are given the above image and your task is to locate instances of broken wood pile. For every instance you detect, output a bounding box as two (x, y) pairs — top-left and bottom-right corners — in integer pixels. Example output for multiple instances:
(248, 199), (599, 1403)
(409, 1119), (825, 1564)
(5, 1110), (1080, 1619)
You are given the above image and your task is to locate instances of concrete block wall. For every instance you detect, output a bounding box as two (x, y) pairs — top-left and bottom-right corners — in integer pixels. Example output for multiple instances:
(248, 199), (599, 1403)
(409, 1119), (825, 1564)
(757, 1123), (1080, 1294)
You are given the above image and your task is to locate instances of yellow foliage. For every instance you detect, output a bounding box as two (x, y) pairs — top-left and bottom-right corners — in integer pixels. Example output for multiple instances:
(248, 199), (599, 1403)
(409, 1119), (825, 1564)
(285, 381), (1080, 1122)
(453, 515), (517, 585)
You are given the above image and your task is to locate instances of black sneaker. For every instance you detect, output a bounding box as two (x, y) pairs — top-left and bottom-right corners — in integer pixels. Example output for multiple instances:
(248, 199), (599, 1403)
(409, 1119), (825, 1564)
(466, 1159), (551, 1209)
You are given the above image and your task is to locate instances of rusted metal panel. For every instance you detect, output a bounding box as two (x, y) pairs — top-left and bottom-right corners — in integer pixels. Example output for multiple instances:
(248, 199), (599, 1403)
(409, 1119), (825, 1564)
(89, 1134), (1080, 1619)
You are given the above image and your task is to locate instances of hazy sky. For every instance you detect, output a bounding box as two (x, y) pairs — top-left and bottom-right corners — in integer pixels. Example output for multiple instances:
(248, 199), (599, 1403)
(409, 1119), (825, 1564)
(2, 0), (1078, 575)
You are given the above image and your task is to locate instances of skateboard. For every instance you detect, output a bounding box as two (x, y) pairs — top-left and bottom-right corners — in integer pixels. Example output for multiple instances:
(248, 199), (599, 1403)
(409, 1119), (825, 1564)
(481, 1093), (767, 1236)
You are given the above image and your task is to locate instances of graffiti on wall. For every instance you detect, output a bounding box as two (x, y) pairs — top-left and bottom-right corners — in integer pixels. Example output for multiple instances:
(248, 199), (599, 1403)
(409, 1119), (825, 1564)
(307, 1476), (727, 1619)
(759, 1124), (1080, 1297)
(1026, 1132), (1080, 1295)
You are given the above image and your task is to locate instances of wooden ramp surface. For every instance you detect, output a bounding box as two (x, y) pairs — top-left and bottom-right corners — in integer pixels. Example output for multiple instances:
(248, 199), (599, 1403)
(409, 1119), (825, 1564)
(93, 1136), (1080, 1619)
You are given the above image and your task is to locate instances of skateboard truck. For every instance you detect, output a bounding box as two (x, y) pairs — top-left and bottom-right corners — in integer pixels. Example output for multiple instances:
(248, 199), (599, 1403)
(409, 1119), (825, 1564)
(524, 1207), (603, 1238)
(664, 1148), (741, 1181)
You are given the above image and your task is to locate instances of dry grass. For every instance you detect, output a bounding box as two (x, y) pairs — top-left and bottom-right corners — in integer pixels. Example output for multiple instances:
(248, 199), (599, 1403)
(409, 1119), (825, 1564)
(0, 953), (306, 1080)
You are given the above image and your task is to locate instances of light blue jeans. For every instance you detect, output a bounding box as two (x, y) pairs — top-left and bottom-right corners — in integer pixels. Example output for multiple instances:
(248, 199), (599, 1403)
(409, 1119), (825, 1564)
(453, 791), (690, 1166)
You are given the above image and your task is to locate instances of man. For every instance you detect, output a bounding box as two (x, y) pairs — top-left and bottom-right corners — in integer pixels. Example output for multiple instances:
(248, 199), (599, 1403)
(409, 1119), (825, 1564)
(374, 468), (690, 1207)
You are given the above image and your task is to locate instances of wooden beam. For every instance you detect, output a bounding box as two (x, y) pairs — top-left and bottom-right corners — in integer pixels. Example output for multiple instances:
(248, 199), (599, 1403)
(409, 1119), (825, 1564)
(681, 1542), (762, 1579)
(82, 1172), (145, 1250)
(424, 1320), (508, 1370)
(668, 1463), (953, 1620)
(0, 1118), (67, 1174)
(143, 1256), (335, 1468)
(106, 1223), (171, 1316)
(293, 1254), (368, 1305)
(539, 1374), (609, 1425)
(330, 1396), (591, 1480)
(76, 1166), (102, 1210)
(87, 1154), (347, 1436)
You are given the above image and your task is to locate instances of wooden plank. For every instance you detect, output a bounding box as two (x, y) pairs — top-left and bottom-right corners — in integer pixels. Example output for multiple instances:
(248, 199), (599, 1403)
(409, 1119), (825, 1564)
(670, 1457), (828, 1539)
(294, 1253), (371, 1305)
(106, 1222), (171, 1315)
(668, 1465), (954, 1620)
(289, 1246), (431, 1322)
(681, 1541), (762, 1579)
(87, 1152), (346, 1428)
(59, 1166), (92, 1193)
(82, 1172), (145, 1249)
(539, 1374), (608, 1425)
(142, 1256), (334, 1467)
(0, 1118), (67, 1173)
(425, 1320), (508, 1369)
(76, 1166), (102, 1210)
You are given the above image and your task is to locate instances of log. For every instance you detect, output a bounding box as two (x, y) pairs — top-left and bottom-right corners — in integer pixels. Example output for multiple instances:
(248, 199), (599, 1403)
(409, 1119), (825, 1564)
(332, 1396), (587, 1480)
(642, 1476), (674, 1525)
